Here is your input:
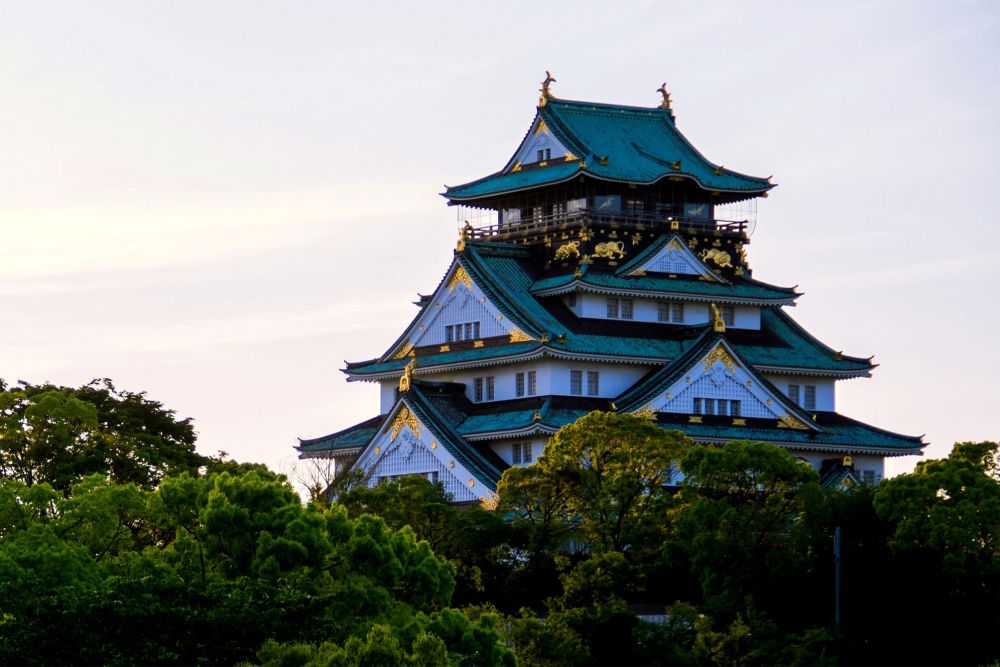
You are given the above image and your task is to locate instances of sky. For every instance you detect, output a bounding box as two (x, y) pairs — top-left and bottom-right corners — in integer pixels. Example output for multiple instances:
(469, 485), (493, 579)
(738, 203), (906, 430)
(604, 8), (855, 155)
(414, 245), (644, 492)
(2, 1), (998, 480)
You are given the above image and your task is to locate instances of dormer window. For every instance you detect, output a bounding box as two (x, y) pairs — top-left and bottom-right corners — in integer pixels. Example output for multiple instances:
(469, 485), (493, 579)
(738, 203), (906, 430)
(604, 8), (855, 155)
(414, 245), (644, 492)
(536, 147), (551, 162)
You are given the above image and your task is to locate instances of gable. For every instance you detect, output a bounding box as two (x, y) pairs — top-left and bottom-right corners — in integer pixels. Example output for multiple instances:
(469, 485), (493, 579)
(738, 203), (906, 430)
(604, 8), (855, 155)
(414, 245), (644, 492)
(351, 403), (494, 502)
(508, 117), (575, 171)
(626, 235), (722, 280)
(402, 264), (530, 350)
(641, 341), (817, 429)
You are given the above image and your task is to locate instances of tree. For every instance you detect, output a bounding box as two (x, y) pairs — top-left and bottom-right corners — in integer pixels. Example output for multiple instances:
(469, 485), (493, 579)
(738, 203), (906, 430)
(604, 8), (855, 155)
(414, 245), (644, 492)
(866, 442), (1000, 665)
(671, 441), (824, 623)
(499, 411), (687, 557)
(0, 379), (205, 493)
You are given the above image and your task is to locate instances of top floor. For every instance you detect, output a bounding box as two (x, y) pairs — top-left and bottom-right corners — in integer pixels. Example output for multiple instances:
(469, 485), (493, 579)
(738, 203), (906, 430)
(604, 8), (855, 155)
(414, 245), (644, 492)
(443, 82), (774, 246)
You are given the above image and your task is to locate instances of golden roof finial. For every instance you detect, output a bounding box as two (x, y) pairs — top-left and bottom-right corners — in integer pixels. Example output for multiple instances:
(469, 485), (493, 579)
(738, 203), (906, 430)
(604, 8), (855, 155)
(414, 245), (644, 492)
(399, 358), (416, 393)
(710, 303), (726, 333)
(539, 70), (556, 107)
(657, 82), (675, 120)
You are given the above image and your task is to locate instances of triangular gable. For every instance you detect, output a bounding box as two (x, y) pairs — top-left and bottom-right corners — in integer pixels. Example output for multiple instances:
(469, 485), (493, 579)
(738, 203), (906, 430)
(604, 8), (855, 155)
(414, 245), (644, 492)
(619, 234), (725, 281)
(506, 117), (576, 172)
(350, 399), (496, 502)
(637, 340), (820, 430)
(385, 260), (536, 359)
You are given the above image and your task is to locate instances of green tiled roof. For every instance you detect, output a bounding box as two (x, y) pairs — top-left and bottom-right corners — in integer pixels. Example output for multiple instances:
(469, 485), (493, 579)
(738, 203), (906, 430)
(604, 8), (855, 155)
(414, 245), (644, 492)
(456, 396), (609, 436)
(402, 383), (507, 487)
(734, 309), (873, 374)
(531, 269), (797, 304)
(659, 412), (923, 453)
(345, 242), (869, 378)
(297, 415), (386, 456)
(445, 99), (773, 202)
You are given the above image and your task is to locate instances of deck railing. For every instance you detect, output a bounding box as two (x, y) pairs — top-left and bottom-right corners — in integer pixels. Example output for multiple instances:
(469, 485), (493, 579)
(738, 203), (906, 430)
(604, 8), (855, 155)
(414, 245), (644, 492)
(466, 209), (748, 241)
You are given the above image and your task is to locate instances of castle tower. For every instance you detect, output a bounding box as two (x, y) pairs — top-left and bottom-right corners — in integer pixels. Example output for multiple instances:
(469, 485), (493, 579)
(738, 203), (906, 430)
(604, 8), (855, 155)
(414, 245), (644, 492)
(297, 79), (923, 500)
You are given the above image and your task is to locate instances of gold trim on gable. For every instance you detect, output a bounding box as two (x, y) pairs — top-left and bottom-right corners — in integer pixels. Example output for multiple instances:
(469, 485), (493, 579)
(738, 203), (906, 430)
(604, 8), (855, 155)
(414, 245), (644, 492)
(390, 406), (421, 441)
(703, 344), (736, 372)
(447, 266), (473, 293)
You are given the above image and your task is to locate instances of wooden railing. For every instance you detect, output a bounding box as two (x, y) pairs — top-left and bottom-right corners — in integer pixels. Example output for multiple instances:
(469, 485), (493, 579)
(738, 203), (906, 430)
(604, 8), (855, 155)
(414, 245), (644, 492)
(467, 209), (748, 241)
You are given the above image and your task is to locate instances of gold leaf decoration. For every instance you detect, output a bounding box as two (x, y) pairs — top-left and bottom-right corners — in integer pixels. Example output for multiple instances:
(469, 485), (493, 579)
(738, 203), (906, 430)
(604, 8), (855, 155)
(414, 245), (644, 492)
(447, 265), (473, 293)
(777, 413), (809, 430)
(479, 492), (500, 511)
(702, 343), (736, 372)
(508, 327), (535, 343)
(390, 406), (421, 441)
(390, 341), (414, 360)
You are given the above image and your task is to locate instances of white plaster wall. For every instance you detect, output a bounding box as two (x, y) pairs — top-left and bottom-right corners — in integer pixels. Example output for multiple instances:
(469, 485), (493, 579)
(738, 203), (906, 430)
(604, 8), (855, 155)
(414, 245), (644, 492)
(379, 381), (397, 414)
(415, 359), (652, 403)
(486, 437), (551, 466)
(577, 293), (759, 329)
(763, 374), (836, 411)
(411, 281), (509, 348)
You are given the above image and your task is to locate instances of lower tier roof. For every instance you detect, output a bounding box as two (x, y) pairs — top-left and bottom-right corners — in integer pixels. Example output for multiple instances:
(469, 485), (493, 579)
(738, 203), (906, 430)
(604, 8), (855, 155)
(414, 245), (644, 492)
(299, 382), (922, 464)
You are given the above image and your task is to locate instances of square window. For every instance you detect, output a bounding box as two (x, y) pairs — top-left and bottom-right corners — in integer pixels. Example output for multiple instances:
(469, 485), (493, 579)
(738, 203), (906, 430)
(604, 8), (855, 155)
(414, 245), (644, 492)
(516, 372), (525, 397)
(527, 370), (537, 396)
(570, 370), (583, 395)
(607, 297), (619, 319)
(804, 386), (816, 410)
(722, 305), (735, 327)
(474, 378), (483, 402)
(704, 398), (716, 415)
(486, 376), (495, 401)
(587, 371), (600, 396)
(672, 302), (684, 323)
(620, 299), (634, 320)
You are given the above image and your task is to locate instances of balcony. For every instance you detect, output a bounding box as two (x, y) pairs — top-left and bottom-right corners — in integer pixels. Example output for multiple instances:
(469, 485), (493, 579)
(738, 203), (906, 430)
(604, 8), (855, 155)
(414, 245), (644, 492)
(465, 209), (749, 243)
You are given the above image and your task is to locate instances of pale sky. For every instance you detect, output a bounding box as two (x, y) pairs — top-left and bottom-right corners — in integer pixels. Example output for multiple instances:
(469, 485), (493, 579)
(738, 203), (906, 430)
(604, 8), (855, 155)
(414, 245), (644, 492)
(2, 1), (998, 478)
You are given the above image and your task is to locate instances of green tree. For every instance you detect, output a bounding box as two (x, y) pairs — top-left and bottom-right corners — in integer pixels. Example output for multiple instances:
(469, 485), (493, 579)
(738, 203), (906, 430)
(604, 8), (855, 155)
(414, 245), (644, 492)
(0, 379), (205, 492)
(499, 411), (687, 556)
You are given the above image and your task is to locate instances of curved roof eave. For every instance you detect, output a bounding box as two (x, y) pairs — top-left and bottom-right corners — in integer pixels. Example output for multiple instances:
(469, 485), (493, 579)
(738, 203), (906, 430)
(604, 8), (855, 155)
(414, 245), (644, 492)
(443, 168), (774, 204)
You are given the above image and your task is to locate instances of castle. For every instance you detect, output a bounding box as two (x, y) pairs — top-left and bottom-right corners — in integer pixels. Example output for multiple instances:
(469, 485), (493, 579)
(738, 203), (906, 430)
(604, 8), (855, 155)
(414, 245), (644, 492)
(297, 77), (923, 501)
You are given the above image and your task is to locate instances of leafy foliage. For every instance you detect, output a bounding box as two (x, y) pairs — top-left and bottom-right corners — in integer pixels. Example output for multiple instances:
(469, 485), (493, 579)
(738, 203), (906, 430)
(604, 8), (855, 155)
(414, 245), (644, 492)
(0, 379), (205, 492)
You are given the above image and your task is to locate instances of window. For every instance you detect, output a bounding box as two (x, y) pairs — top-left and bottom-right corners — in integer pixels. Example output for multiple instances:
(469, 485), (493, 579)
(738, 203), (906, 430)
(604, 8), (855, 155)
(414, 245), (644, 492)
(620, 299), (634, 320)
(474, 378), (484, 402)
(536, 147), (551, 162)
(512, 442), (535, 465)
(788, 384), (800, 404)
(721, 305), (735, 327)
(448, 320), (482, 343)
(594, 194), (621, 213)
(486, 376), (495, 401)
(804, 385), (816, 410)
(587, 371), (600, 396)
(428, 471), (439, 484)
(658, 301), (684, 323)
(861, 470), (877, 484)
(607, 297), (619, 319)
(570, 370), (583, 395)
(516, 372), (525, 397)
(693, 397), (741, 416)
(527, 370), (537, 396)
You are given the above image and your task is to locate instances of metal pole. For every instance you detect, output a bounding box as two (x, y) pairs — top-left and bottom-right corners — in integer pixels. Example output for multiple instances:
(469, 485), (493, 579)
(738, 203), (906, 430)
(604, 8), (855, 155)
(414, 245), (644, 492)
(834, 526), (842, 625)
